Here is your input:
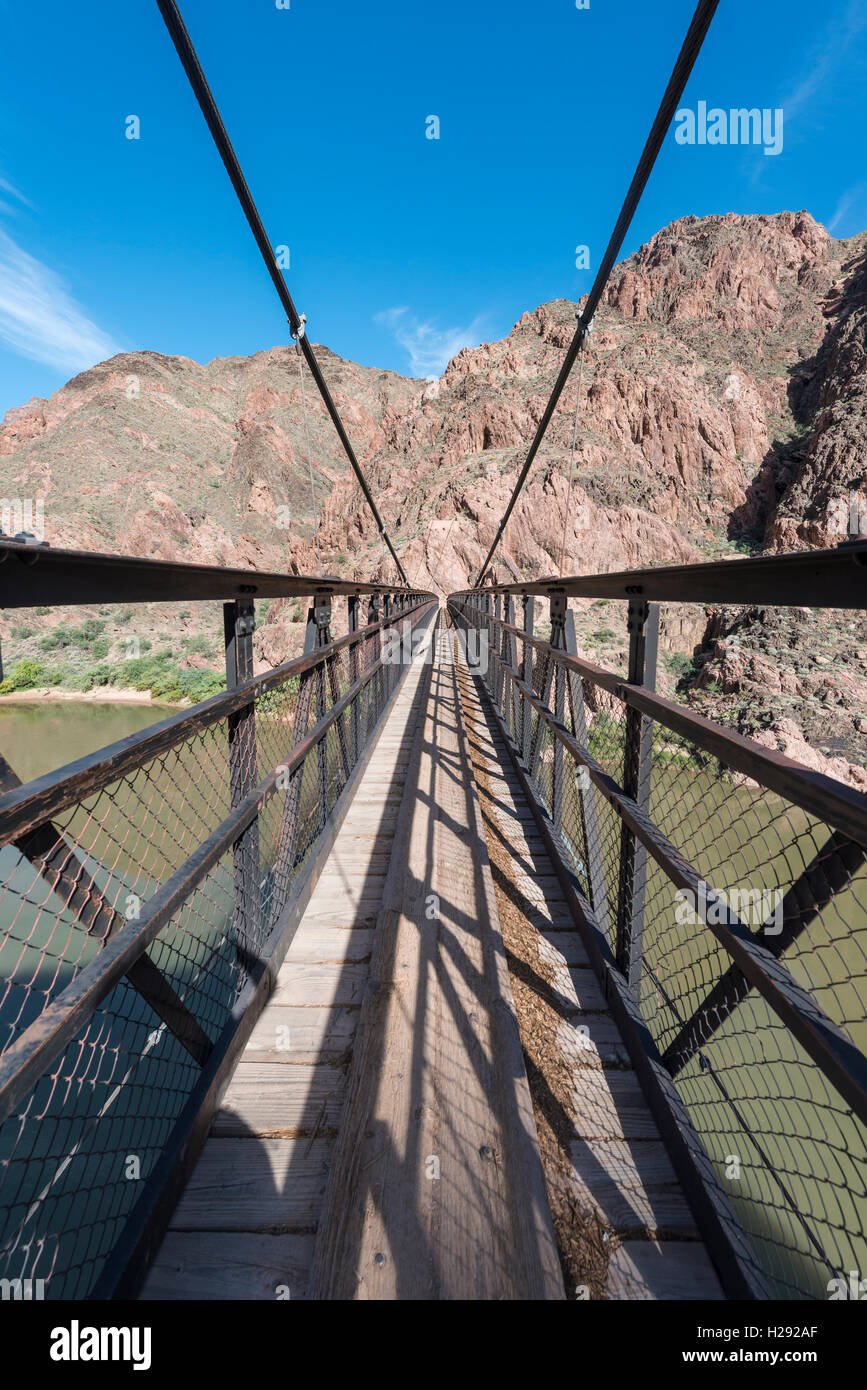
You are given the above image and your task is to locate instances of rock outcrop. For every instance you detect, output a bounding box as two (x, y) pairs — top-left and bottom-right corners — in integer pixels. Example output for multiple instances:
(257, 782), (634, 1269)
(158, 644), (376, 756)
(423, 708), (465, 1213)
(2, 210), (866, 762)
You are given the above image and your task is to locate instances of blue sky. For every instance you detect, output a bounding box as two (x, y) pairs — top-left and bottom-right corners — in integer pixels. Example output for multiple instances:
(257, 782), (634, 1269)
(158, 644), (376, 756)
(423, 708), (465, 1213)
(0, 0), (866, 418)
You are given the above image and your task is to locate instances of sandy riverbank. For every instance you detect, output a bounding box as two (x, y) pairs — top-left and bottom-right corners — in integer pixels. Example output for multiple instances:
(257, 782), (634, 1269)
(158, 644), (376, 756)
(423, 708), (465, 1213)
(0, 686), (182, 707)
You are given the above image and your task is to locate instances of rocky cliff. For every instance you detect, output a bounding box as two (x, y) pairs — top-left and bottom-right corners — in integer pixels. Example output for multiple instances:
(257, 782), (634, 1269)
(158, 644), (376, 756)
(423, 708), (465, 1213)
(2, 210), (865, 772)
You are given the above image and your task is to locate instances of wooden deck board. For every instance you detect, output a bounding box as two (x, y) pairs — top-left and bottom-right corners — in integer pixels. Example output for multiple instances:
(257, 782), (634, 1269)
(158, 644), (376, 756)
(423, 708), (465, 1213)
(214, 1063), (346, 1136)
(309, 634), (564, 1301)
(140, 1232), (314, 1301)
(169, 1138), (332, 1231)
(270, 961), (369, 1006)
(606, 1240), (724, 1300)
(243, 1005), (357, 1062)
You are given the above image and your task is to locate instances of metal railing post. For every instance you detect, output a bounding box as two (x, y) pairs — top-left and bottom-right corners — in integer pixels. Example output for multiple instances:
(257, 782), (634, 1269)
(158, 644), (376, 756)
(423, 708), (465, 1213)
(562, 606), (611, 935)
(224, 597), (260, 961)
(493, 594), (503, 706)
(615, 598), (659, 989)
(520, 594), (535, 768)
(549, 594), (566, 840)
(503, 594), (517, 740)
(368, 593), (382, 714)
(304, 595), (333, 833)
(348, 593), (361, 762)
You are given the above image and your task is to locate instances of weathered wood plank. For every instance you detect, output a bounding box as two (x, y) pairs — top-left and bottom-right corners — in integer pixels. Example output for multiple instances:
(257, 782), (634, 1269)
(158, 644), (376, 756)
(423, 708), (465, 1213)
(310, 639), (564, 1300)
(140, 1232), (314, 1301)
(271, 961), (369, 1006)
(570, 1139), (697, 1234)
(285, 926), (374, 963)
(556, 1016), (632, 1069)
(214, 1063), (345, 1136)
(568, 1069), (661, 1141)
(169, 1138), (332, 1231)
(538, 931), (591, 968)
(299, 901), (382, 928)
(244, 1006), (357, 1061)
(306, 874), (387, 901)
(605, 1239), (724, 1300)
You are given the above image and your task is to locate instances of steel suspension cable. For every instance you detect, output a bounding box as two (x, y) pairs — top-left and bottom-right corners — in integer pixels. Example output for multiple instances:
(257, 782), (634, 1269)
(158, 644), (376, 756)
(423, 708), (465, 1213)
(155, 0), (409, 586)
(473, 0), (720, 586)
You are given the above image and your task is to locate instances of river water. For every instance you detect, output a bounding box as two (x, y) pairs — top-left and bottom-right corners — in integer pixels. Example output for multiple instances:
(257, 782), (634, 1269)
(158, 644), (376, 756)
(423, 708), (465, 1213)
(0, 699), (168, 783)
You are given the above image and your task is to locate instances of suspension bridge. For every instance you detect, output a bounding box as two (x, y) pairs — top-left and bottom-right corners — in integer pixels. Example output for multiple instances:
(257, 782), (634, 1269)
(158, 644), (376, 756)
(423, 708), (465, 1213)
(0, 0), (865, 1302)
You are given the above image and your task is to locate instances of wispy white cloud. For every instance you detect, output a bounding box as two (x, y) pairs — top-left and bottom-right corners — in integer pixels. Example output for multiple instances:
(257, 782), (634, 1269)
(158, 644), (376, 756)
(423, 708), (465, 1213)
(781, 0), (867, 122)
(374, 305), (487, 378)
(828, 182), (867, 234)
(0, 225), (123, 373)
(0, 174), (32, 209)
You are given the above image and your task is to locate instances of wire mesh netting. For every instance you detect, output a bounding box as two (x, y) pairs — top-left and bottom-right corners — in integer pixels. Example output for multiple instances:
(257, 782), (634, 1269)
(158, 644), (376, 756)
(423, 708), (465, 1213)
(451, 594), (867, 1301)
(0, 598), (434, 1299)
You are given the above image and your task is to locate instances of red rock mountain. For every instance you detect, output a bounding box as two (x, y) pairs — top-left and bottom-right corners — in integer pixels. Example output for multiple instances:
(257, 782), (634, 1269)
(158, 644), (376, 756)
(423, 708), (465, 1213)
(3, 210), (865, 593)
(2, 210), (866, 775)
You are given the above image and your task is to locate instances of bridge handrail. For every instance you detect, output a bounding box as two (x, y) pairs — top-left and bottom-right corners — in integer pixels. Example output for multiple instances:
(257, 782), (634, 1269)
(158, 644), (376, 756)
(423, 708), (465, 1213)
(0, 539), (425, 608)
(0, 554), (435, 1298)
(0, 601), (431, 844)
(470, 539), (867, 608)
(449, 563), (867, 1301)
(449, 603), (867, 848)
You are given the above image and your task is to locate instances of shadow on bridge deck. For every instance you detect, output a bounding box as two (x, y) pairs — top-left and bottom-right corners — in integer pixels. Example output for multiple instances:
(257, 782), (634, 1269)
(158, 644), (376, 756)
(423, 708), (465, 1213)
(140, 614), (722, 1301)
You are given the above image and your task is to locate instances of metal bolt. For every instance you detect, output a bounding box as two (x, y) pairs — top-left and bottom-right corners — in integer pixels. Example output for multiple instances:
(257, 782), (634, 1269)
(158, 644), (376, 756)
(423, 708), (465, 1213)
(479, 1145), (493, 1160)
(374, 1252), (386, 1266)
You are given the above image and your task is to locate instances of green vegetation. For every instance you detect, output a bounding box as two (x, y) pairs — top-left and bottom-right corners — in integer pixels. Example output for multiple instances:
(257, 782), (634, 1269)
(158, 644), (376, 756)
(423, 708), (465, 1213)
(586, 627), (618, 648)
(38, 618), (108, 655)
(182, 634), (215, 657)
(662, 651), (695, 680)
(1, 659), (44, 692)
(0, 648), (223, 704)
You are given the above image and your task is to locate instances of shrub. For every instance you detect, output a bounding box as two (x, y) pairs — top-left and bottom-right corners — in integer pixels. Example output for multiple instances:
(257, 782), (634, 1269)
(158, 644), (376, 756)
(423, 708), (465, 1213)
(39, 629), (73, 652)
(8, 658), (44, 689)
(72, 618), (107, 645)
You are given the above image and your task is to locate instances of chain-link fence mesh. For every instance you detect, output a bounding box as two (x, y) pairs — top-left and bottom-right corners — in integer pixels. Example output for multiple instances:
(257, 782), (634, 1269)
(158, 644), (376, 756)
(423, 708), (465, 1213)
(450, 594), (867, 1301)
(0, 597), (434, 1299)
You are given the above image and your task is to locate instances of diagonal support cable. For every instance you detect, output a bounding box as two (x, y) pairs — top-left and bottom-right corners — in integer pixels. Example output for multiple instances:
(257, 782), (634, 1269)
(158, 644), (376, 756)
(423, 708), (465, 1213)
(473, 0), (720, 585)
(155, 0), (408, 585)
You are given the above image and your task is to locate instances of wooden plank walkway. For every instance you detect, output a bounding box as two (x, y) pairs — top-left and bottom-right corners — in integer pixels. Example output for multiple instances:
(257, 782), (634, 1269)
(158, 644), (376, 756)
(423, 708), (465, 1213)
(308, 624), (563, 1299)
(140, 619), (438, 1301)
